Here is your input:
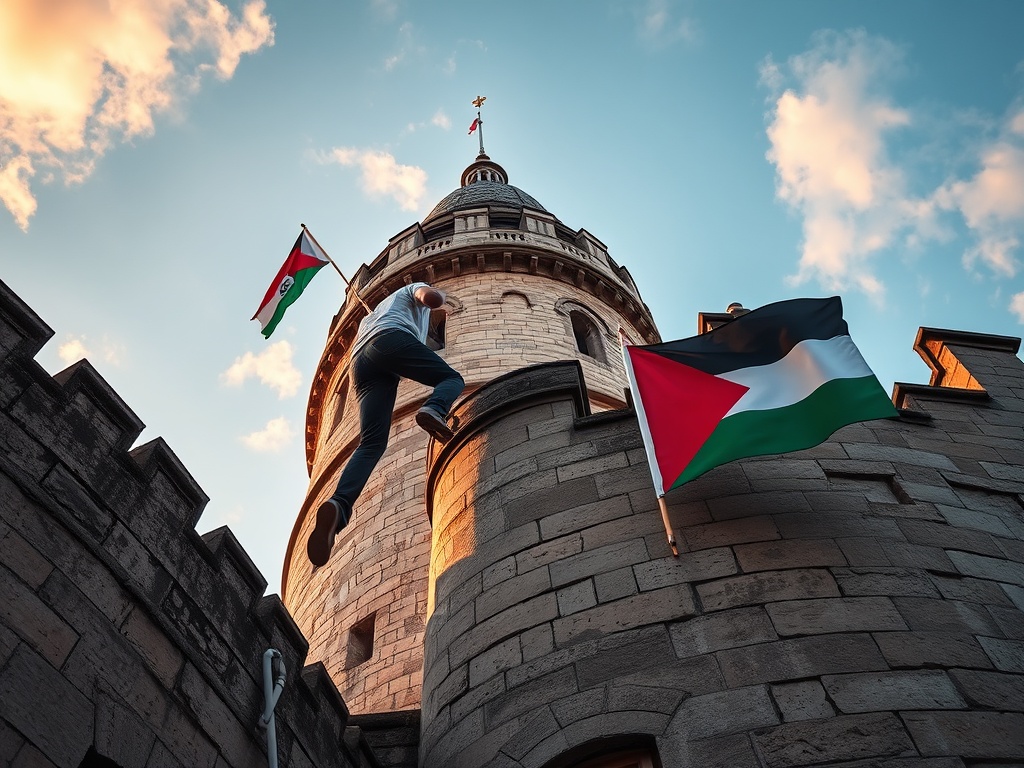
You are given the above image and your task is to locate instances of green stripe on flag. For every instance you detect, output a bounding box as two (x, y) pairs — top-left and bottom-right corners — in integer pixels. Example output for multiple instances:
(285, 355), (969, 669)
(672, 375), (897, 488)
(261, 265), (325, 338)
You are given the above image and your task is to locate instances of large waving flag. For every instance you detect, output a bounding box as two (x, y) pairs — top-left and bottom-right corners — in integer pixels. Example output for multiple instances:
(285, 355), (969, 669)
(252, 228), (330, 339)
(623, 297), (898, 495)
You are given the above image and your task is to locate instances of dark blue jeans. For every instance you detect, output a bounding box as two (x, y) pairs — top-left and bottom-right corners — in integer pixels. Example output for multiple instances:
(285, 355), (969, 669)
(330, 329), (464, 514)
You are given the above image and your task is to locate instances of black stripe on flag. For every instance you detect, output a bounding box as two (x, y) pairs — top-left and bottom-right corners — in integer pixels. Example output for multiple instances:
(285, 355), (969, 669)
(638, 296), (849, 376)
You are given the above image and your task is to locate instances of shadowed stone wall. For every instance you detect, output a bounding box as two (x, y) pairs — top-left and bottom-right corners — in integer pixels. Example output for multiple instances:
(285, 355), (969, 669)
(0, 278), (379, 768)
(420, 327), (1024, 768)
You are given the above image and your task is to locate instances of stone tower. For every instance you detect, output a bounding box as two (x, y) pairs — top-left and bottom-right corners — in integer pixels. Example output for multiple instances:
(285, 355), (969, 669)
(282, 151), (659, 714)
(283, 145), (1024, 768)
(416, 328), (1024, 767)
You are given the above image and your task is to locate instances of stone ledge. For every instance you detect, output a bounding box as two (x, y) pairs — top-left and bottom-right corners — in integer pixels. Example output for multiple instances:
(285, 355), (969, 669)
(917, 327), (1021, 356)
(893, 382), (991, 410)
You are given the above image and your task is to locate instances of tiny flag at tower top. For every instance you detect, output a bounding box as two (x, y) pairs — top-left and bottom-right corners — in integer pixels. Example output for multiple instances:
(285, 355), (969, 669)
(252, 229), (330, 339)
(622, 296), (898, 495)
(468, 118), (479, 135)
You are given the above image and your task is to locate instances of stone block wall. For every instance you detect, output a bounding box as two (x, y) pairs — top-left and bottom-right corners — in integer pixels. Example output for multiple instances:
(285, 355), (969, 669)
(0, 278), (377, 768)
(420, 327), (1024, 768)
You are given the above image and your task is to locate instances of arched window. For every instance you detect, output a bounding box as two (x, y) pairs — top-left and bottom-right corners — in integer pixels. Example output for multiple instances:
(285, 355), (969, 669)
(573, 751), (656, 768)
(541, 739), (661, 768)
(570, 310), (603, 361)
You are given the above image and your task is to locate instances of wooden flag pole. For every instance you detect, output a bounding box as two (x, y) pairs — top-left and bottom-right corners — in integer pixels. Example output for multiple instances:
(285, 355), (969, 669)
(620, 326), (680, 557)
(658, 496), (680, 557)
(301, 224), (372, 314)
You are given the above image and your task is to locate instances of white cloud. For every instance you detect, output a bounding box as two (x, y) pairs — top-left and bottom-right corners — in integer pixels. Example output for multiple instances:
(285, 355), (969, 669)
(101, 339), (127, 366)
(762, 30), (935, 299)
(382, 21), (420, 72)
(58, 336), (90, 365)
(1011, 291), (1024, 323)
(637, 0), (698, 46)
(241, 416), (294, 453)
(765, 30), (1024, 309)
(934, 133), (1024, 278)
(0, 0), (274, 231)
(1011, 110), (1024, 136)
(432, 110), (452, 130)
(56, 334), (126, 367)
(220, 340), (302, 399)
(322, 147), (428, 211)
(403, 109), (452, 134)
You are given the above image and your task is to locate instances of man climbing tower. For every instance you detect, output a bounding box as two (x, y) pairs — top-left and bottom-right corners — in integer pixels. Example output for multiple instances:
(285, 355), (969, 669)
(306, 282), (464, 566)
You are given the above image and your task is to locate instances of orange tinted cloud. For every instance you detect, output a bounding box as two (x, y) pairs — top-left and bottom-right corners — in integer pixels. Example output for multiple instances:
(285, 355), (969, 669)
(763, 30), (921, 299)
(936, 136), (1024, 278)
(0, 0), (274, 230)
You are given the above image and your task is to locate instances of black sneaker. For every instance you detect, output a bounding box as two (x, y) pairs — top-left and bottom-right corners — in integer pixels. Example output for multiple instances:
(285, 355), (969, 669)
(416, 407), (455, 443)
(307, 499), (350, 567)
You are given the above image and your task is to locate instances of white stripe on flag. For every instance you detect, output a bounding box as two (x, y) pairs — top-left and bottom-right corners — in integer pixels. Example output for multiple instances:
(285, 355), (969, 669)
(720, 335), (876, 417)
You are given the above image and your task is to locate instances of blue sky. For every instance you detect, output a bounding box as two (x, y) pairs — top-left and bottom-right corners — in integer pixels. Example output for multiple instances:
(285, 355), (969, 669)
(3, 0), (1023, 594)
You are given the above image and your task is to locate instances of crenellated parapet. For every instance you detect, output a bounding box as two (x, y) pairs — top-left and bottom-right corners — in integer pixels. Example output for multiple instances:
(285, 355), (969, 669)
(893, 326), (1022, 406)
(0, 277), (379, 768)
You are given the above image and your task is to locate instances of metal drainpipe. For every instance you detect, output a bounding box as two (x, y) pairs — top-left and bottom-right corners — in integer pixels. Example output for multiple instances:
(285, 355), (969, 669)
(257, 648), (287, 768)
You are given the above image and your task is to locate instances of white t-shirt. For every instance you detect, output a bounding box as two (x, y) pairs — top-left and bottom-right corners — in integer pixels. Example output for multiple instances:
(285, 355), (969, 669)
(351, 282), (431, 357)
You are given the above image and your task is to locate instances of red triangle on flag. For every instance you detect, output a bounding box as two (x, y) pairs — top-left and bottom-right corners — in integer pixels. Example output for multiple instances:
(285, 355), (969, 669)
(628, 347), (749, 490)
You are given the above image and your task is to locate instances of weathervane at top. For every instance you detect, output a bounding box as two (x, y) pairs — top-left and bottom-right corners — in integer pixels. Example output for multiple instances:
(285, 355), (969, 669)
(469, 95), (486, 156)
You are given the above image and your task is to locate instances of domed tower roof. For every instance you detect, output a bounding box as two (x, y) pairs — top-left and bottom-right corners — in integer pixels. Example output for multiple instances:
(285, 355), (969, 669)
(423, 152), (547, 224)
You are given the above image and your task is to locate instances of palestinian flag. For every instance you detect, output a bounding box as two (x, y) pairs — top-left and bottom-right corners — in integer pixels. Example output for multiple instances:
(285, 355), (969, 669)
(623, 297), (898, 494)
(252, 229), (330, 338)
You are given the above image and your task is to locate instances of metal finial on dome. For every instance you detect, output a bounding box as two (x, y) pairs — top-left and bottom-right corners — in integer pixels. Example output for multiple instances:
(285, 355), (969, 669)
(460, 96), (508, 188)
(469, 95), (486, 157)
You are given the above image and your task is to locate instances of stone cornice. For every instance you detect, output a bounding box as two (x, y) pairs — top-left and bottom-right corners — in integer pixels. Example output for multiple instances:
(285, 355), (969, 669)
(916, 326), (1021, 355)
(892, 381), (992, 409)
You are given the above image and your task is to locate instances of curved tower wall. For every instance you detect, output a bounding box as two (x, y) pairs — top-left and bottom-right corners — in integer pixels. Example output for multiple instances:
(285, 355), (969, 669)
(418, 331), (1024, 767)
(282, 160), (659, 714)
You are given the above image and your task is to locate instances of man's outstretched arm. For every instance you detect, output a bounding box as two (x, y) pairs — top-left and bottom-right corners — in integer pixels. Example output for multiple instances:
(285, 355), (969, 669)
(414, 285), (445, 309)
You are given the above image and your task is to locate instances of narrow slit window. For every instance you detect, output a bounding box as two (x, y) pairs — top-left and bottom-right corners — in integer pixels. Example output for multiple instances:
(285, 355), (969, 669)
(345, 612), (376, 669)
(570, 310), (602, 361)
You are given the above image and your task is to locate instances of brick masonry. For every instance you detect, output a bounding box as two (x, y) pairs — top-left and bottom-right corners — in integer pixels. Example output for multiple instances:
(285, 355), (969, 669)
(420, 327), (1024, 767)
(0, 278), (384, 767)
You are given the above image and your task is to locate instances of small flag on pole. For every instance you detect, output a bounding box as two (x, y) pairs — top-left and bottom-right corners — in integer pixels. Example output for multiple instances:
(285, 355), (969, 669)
(252, 229), (330, 339)
(622, 296), (898, 495)
(468, 118), (479, 135)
